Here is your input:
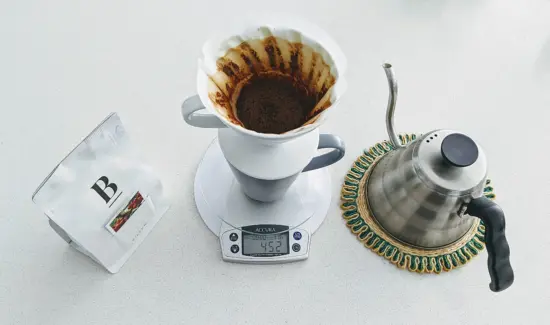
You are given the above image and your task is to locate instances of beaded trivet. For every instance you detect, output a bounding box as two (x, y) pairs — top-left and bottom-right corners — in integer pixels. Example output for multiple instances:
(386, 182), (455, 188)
(340, 134), (496, 273)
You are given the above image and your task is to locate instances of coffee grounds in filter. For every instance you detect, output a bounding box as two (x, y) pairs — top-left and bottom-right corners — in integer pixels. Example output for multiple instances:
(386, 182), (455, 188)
(235, 73), (316, 134)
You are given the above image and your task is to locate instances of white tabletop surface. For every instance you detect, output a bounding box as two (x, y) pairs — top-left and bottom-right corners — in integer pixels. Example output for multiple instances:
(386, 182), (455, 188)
(2, 0), (550, 324)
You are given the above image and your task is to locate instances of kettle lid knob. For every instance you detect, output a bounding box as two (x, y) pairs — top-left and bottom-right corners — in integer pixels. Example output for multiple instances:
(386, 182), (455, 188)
(441, 133), (479, 167)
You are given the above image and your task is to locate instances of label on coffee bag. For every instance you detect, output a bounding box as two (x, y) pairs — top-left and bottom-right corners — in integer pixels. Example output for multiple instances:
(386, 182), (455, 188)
(105, 191), (145, 234)
(32, 113), (170, 273)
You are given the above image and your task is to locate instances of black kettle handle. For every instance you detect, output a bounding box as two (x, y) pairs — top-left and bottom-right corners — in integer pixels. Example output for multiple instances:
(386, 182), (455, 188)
(466, 196), (514, 292)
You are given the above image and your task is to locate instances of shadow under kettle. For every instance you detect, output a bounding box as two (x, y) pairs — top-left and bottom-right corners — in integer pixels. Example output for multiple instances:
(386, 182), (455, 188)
(365, 63), (514, 292)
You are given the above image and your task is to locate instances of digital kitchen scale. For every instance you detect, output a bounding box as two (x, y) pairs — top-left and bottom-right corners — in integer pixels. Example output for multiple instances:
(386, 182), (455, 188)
(194, 138), (332, 264)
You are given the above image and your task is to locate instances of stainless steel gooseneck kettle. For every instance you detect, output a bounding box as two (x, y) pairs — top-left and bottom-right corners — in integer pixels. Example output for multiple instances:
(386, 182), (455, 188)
(366, 63), (514, 292)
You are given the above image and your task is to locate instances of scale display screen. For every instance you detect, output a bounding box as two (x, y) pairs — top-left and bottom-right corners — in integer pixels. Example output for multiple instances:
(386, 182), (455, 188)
(241, 225), (289, 257)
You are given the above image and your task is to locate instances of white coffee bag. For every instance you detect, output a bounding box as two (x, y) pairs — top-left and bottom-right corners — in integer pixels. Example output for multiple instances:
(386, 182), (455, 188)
(32, 113), (170, 273)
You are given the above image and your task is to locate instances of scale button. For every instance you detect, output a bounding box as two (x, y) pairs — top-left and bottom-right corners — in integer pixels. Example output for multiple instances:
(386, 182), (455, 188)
(230, 245), (240, 254)
(293, 231), (302, 240)
(292, 243), (301, 252)
(229, 233), (238, 242)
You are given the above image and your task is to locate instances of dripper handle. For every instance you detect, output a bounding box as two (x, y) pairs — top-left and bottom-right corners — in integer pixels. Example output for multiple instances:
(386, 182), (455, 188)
(383, 63), (403, 149)
(466, 196), (514, 292)
(182, 95), (227, 128)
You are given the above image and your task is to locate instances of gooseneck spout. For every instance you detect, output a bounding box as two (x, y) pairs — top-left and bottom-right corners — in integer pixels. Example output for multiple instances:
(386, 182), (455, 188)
(383, 63), (403, 148)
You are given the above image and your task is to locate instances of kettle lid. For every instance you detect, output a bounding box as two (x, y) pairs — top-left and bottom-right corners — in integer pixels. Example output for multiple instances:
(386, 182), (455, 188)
(413, 129), (487, 194)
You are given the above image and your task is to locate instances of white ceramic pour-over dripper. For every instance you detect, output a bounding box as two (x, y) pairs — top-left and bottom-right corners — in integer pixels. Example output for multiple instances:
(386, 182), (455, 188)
(181, 16), (347, 201)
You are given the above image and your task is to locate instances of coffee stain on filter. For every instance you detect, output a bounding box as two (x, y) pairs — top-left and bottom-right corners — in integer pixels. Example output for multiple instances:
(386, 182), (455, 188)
(205, 28), (338, 134)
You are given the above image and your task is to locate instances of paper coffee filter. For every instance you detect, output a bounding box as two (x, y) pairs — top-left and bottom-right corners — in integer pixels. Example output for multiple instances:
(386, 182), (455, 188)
(196, 15), (347, 137)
